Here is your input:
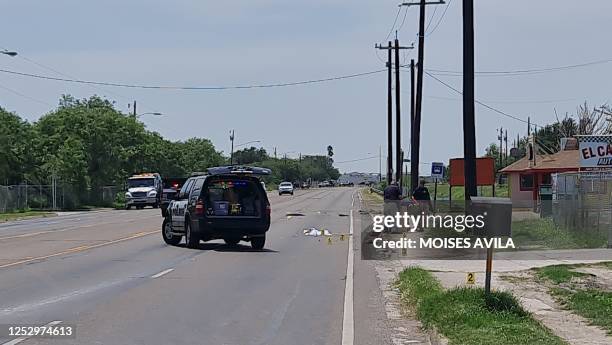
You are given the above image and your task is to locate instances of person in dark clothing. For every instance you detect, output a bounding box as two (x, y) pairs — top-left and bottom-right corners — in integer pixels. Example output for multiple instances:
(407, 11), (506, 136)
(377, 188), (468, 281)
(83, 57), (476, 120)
(383, 182), (401, 201)
(412, 179), (433, 212)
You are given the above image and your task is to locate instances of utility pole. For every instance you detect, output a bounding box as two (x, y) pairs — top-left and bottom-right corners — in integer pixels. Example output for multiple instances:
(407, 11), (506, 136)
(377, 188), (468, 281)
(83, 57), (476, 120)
(498, 127), (503, 168)
(375, 41), (394, 184)
(504, 129), (508, 166)
(395, 38), (402, 187)
(462, 0), (477, 201)
(527, 116), (531, 136)
(401, 0), (445, 191)
(132, 100), (137, 116)
(379, 145), (382, 182)
(229, 130), (235, 165)
(410, 59), (417, 192)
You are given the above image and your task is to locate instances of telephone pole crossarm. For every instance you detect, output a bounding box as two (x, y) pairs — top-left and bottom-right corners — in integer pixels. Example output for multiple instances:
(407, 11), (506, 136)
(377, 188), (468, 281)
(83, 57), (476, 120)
(400, 0), (445, 7)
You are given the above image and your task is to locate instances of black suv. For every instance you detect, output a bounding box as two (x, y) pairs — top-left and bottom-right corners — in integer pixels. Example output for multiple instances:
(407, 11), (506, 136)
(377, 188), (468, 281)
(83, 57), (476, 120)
(162, 166), (271, 249)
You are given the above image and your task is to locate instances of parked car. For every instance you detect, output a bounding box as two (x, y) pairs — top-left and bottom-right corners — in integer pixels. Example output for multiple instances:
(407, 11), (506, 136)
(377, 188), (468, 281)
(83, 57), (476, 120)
(301, 182), (310, 189)
(162, 166), (271, 250)
(278, 181), (294, 195)
(318, 180), (331, 188)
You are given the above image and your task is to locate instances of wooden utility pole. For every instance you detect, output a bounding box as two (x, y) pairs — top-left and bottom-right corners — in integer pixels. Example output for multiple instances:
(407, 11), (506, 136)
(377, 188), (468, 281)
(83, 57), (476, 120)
(401, 0), (445, 191)
(462, 0), (477, 200)
(376, 40), (412, 184)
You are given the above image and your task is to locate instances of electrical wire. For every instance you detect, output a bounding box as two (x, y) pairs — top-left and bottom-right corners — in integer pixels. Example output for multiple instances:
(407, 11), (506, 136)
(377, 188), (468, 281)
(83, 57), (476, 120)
(424, 0), (452, 37)
(0, 44), (160, 113)
(0, 68), (386, 90)
(421, 69), (541, 127)
(427, 58), (612, 76)
(385, 7), (403, 42)
(423, 5), (438, 34)
(0, 82), (54, 107)
(335, 156), (379, 164)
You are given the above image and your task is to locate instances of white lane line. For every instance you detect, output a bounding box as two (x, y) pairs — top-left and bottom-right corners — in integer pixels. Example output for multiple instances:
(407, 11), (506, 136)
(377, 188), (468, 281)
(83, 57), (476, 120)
(151, 268), (174, 279)
(1, 321), (62, 345)
(341, 201), (355, 345)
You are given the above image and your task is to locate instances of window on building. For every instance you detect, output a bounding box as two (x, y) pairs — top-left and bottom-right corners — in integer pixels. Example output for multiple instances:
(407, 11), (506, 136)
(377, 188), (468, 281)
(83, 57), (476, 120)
(520, 174), (534, 190)
(541, 173), (552, 185)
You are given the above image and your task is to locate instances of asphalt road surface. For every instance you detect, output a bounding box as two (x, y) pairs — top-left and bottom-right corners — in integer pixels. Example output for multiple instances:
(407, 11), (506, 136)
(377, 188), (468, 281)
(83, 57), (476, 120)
(0, 188), (397, 345)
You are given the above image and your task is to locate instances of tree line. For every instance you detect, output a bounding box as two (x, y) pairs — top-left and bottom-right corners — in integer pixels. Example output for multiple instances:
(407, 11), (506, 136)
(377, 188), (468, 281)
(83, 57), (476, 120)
(0, 95), (339, 207)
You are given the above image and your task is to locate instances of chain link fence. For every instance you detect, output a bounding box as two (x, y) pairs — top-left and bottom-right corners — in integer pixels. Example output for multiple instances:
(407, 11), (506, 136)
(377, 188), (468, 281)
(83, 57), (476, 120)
(0, 184), (121, 212)
(553, 171), (612, 247)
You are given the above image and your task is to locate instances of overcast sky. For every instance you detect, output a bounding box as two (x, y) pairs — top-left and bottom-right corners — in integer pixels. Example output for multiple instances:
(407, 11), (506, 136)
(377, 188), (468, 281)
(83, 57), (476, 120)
(1, 0), (611, 174)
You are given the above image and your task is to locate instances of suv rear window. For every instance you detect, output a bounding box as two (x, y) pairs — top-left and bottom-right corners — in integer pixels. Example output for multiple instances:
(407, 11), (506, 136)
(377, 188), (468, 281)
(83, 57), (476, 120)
(205, 179), (262, 217)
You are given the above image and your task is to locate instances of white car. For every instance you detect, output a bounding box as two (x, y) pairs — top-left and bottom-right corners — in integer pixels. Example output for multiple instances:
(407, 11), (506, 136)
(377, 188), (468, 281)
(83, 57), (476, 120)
(278, 181), (294, 195)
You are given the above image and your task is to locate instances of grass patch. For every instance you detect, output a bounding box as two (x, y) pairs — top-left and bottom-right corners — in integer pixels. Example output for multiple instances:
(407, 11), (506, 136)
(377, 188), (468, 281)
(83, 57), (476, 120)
(428, 183), (508, 199)
(535, 265), (589, 284)
(0, 210), (55, 222)
(566, 290), (612, 334)
(397, 267), (565, 345)
(535, 263), (612, 334)
(511, 218), (607, 249)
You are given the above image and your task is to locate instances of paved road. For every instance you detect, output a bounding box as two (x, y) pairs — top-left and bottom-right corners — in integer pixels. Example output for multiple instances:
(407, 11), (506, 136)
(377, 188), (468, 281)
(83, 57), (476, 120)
(0, 188), (397, 345)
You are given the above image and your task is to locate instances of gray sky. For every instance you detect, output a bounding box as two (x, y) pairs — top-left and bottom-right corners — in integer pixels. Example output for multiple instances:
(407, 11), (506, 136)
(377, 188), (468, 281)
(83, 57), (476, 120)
(1, 0), (611, 174)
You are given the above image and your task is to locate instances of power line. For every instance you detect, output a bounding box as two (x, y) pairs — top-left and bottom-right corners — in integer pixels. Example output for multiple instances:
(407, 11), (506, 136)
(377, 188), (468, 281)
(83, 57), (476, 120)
(421, 69), (541, 127)
(0, 44), (160, 113)
(424, 0), (452, 37)
(385, 7), (403, 41)
(335, 156), (379, 164)
(423, 4), (439, 34)
(0, 68), (386, 90)
(425, 94), (579, 105)
(427, 57), (612, 76)
(0, 82), (55, 107)
(397, 6), (410, 32)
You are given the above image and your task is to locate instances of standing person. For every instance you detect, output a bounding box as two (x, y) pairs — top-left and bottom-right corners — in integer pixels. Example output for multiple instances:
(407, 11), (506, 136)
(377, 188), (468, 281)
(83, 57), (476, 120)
(383, 181), (402, 233)
(412, 179), (433, 213)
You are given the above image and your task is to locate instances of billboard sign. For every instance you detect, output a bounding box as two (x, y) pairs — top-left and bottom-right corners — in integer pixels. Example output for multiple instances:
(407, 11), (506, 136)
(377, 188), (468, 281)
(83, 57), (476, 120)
(579, 141), (612, 170)
(449, 157), (495, 187)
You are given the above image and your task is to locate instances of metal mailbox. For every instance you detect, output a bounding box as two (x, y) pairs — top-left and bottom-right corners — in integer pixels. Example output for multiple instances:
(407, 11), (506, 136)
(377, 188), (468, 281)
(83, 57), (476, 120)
(469, 197), (512, 237)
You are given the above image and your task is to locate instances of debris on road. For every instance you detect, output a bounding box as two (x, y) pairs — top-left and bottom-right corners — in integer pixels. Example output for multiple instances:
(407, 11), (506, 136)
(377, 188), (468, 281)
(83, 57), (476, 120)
(303, 227), (331, 236)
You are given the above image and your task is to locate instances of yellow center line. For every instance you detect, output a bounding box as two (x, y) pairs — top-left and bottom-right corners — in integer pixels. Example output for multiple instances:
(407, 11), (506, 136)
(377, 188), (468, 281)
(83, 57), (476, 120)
(0, 230), (158, 270)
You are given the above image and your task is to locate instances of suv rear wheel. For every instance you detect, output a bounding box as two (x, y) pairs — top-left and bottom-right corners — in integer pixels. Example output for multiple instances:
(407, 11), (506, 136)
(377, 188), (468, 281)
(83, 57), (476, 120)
(251, 235), (265, 250)
(162, 218), (182, 246)
(184, 221), (200, 249)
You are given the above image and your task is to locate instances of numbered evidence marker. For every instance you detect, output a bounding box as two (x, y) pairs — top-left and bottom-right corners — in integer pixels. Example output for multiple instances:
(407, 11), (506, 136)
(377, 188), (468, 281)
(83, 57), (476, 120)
(466, 272), (476, 285)
(340, 234), (345, 241)
(327, 237), (332, 245)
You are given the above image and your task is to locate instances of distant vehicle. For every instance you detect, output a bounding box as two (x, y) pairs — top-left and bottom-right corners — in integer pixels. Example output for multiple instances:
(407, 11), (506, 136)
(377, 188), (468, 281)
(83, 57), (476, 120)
(278, 181), (294, 195)
(125, 173), (162, 209)
(161, 177), (188, 217)
(301, 182), (310, 189)
(162, 166), (271, 249)
(339, 181), (354, 187)
(318, 181), (331, 188)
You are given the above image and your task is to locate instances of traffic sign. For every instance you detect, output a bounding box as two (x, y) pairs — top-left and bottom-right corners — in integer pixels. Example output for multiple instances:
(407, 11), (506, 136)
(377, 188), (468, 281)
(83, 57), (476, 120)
(431, 162), (444, 179)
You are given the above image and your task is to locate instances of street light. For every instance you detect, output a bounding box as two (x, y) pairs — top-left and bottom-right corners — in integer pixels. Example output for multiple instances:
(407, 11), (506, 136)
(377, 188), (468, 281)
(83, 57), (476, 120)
(235, 140), (262, 149)
(1, 50), (17, 57)
(136, 112), (163, 118)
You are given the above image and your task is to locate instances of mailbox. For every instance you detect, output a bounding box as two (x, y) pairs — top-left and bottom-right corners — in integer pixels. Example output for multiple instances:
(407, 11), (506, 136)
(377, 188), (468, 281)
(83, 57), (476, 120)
(469, 197), (512, 237)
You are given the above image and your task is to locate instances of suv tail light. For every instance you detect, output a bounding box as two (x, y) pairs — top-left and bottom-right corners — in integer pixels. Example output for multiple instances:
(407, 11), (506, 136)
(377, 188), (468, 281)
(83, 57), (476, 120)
(195, 199), (205, 215)
(266, 204), (271, 216)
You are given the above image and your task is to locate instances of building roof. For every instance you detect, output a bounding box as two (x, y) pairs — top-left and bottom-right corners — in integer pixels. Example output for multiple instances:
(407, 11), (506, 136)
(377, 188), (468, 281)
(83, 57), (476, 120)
(500, 150), (579, 173)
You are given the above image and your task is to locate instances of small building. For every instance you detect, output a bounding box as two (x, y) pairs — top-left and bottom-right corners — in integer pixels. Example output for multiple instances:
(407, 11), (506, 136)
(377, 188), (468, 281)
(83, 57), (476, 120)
(500, 149), (579, 208)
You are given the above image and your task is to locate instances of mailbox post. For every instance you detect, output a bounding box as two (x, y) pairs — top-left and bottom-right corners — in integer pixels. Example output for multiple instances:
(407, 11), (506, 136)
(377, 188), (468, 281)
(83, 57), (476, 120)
(469, 197), (512, 294)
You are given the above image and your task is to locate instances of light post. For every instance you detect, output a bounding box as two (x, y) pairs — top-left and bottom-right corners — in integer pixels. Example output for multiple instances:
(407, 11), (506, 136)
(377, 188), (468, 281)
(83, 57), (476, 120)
(135, 112), (163, 118)
(1, 50), (18, 57)
(231, 139), (262, 165)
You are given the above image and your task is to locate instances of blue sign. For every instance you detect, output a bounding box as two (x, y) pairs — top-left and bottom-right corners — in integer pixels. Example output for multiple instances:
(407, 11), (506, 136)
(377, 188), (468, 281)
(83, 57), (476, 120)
(431, 162), (444, 179)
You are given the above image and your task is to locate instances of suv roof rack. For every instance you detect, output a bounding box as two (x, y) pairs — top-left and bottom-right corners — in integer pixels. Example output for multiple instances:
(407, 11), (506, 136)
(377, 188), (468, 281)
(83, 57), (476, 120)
(206, 166), (271, 176)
